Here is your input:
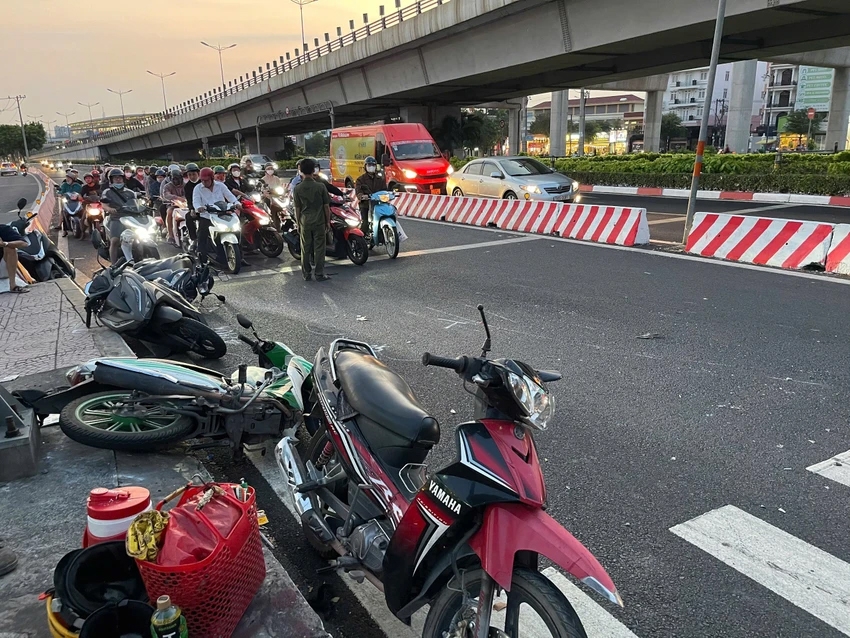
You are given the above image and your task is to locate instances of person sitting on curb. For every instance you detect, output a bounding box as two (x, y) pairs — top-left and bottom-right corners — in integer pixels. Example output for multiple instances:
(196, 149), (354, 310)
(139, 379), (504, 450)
(0, 222), (30, 293)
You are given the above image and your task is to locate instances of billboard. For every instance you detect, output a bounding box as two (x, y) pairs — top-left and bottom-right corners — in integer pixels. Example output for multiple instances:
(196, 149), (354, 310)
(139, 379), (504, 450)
(795, 66), (834, 113)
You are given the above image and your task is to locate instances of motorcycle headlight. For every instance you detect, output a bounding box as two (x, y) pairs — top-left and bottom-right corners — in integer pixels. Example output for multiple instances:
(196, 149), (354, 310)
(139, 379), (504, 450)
(251, 193), (262, 202)
(519, 184), (541, 194)
(507, 371), (553, 430)
(274, 186), (284, 195)
(379, 193), (391, 203)
(135, 227), (151, 239)
(402, 169), (417, 180)
(248, 178), (257, 186)
(258, 216), (270, 226)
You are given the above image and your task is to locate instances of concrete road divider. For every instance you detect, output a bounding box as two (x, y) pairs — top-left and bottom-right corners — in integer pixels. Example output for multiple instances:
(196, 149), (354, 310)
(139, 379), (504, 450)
(686, 212), (834, 270)
(826, 224), (850, 275)
(394, 193), (650, 246)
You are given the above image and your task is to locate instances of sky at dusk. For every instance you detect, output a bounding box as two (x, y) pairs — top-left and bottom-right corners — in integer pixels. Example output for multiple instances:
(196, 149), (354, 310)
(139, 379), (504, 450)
(1, 0), (410, 131)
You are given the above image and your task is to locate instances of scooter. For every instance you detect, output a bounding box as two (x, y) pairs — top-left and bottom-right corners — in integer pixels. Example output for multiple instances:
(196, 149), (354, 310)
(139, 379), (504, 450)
(240, 194), (284, 258)
(8, 198), (75, 281)
(367, 191), (405, 259)
(168, 198), (191, 252)
(194, 201), (243, 275)
(103, 199), (160, 263)
(261, 183), (288, 230)
(83, 259), (226, 359)
(277, 305), (621, 637)
(285, 193), (369, 266)
(20, 315), (313, 456)
(63, 193), (85, 239)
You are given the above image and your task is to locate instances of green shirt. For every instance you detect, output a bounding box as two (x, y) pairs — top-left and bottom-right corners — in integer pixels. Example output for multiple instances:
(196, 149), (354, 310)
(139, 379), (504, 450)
(293, 177), (329, 226)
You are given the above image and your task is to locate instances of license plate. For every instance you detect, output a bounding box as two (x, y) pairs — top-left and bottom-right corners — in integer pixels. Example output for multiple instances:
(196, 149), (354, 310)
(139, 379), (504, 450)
(555, 194), (572, 202)
(430, 188), (442, 195)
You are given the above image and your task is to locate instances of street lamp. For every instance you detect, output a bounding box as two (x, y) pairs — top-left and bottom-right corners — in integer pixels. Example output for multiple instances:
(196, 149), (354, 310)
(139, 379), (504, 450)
(290, 0), (319, 51)
(200, 42), (237, 87)
(56, 111), (75, 139)
(107, 88), (132, 129)
(44, 119), (56, 142)
(78, 101), (99, 137)
(147, 70), (176, 111)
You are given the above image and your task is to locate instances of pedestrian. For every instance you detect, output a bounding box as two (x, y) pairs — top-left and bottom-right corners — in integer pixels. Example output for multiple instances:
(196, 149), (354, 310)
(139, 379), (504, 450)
(0, 223), (30, 293)
(292, 158), (331, 282)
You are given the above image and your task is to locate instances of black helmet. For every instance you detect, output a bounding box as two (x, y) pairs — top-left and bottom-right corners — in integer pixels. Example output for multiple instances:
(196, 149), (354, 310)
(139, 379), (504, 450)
(170, 169), (182, 181)
(155, 168), (166, 177)
(149, 165), (158, 171)
(108, 168), (124, 182)
(264, 162), (276, 170)
(122, 164), (131, 172)
(185, 162), (200, 172)
(364, 156), (377, 166)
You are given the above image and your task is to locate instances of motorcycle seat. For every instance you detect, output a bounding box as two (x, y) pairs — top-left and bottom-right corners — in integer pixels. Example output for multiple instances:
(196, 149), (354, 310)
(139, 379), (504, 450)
(335, 350), (439, 451)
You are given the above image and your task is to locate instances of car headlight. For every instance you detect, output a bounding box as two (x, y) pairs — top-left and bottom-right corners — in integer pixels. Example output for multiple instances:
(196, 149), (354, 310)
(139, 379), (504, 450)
(572, 180), (580, 191)
(251, 193), (262, 202)
(402, 169), (417, 179)
(346, 218), (359, 227)
(447, 165), (454, 175)
(507, 371), (553, 430)
(274, 186), (284, 195)
(519, 184), (541, 194)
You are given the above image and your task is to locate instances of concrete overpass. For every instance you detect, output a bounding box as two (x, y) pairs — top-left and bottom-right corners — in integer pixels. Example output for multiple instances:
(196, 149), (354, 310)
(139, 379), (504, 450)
(33, 0), (850, 160)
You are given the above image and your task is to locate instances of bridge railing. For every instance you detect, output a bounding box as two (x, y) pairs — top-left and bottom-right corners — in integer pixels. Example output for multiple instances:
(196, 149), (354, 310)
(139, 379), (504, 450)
(52, 0), (451, 152)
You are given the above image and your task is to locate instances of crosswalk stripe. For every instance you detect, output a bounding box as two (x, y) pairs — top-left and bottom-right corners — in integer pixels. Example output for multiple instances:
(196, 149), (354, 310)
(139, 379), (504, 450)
(670, 505), (850, 636)
(807, 449), (850, 488)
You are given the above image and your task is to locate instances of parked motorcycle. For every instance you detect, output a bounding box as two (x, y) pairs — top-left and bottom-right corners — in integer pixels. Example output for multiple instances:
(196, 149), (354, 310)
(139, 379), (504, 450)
(277, 305), (621, 637)
(83, 259), (226, 358)
(8, 198), (75, 281)
(285, 192), (368, 266)
(63, 192), (85, 239)
(240, 195), (284, 258)
(195, 201), (243, 274)
(367, 191), (404, 259)
(103, 199), (160, 263)
(23, 314), (313, 454)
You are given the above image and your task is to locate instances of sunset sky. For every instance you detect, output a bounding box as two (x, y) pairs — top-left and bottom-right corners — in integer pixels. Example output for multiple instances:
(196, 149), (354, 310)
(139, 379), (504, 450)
(2, 0), (412, 130)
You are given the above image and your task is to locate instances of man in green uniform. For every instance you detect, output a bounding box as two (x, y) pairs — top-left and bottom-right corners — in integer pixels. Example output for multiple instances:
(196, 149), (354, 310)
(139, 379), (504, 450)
(293, 158), (331, 281)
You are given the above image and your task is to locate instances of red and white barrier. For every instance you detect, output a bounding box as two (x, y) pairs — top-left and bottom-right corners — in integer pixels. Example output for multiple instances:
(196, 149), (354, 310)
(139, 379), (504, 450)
(394, 193), (650, 246)
(686, 212), (833, 269)
(580, 184), (850, 207)
(826, 224), (850, 275)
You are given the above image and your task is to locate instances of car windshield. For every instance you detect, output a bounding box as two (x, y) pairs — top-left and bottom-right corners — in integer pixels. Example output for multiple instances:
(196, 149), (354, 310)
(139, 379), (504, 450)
(391, 141), (441, 161)
(1, 163), (11, 168)
(499, 158), (554, 177)
(249, 155), (271, 164)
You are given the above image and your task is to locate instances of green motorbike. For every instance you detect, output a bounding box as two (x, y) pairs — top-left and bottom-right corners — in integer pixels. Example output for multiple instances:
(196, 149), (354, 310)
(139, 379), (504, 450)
(22, 315), (314, 453)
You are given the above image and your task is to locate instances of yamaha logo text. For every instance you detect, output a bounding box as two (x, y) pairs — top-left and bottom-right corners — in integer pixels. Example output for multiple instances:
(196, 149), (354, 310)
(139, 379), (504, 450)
(429, 480), (462, 515)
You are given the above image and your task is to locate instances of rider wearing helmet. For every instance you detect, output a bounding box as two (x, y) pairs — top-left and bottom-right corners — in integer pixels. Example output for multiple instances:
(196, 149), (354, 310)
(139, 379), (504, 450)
(225, 162), (249, 198)
(101, 167), (139, 263)
(213, 165), (227, 183)
(354, 156), (387, 237)
(262, 162), (285, 190)
(81, 173), (101, 201)
(160, 168), (186, 246)
(183, 162), (202, 249)
(59, 171), (83, 237)
(122, 165), (145, 193)
(192, 166), (240, 263)
(288, 158), (305, 195)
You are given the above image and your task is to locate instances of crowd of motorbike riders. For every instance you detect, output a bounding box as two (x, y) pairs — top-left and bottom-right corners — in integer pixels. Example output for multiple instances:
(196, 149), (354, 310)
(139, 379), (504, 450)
(55, 153), (394, 273)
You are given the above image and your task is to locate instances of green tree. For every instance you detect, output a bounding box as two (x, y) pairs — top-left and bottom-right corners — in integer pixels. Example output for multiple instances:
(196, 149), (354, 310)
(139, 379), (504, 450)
(783, 109), (826, 146)
(0, 122), (46, 157)
(660, 113), (686, 150)
(530, 113), (551, 136)
(431, 115), (464, 156)
(305, 132), (329, 156)
(461, 111), (486, 152)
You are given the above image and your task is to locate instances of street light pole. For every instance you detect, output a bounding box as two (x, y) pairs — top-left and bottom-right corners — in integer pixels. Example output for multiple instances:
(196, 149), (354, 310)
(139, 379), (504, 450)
(107, 88), (132, 129)
(5, 95), (29, 160)
(147, 70), (176, 111)
(200, 42), (236, 87)
(684, 0), (727, 242)
(56, 110), (75, 139)
(78, 101), (99, 137)
(290, 0), (319, 51)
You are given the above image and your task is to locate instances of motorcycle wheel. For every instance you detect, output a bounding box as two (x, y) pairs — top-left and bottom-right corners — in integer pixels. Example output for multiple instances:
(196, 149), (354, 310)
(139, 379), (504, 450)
(73, 221), (82, 240)
(383, 225), (399, 259)
(346, 236), (368, 265)
(171, 317), (227, 359)
(224, 243), (242, 274)
(288, 241), (301, 261)
(258, 228), (284, 258)
(59, 390), (193, 451)
(424, 567), (587, 638)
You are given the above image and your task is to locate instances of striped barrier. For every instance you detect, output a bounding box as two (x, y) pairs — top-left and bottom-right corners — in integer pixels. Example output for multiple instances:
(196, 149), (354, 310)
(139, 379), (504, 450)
(685, 212), (833, 270)
(394, 193), (650, 246)
(825, 224), (850, 275)
(580, 184), (850, 207)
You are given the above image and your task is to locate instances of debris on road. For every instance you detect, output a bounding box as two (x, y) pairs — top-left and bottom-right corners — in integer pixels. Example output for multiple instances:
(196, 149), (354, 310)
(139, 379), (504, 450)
(636, 332), (662, 339)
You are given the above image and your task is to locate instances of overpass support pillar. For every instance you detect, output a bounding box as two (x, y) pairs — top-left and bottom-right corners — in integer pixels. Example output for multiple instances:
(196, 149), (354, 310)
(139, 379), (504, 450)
(508, 107), (521, 156)
(726, 60), (758, 154)
(548, 90), (568, 157)
(643, 91), (663, 152)
(827, 67), (850, 152)
(399, 106), (461, 133)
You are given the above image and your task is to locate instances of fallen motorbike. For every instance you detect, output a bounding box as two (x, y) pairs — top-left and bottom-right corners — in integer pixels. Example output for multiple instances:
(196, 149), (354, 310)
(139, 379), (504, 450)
(103, 199), (160, 263)
(277, 305), (621, 637)
(21, 314), (313, 454)
(8, 198), (75, 281)
(367, 190), (404, 259)
(194, 201), (243, 274)
(240, 194), (284, 258)
(63, 192), (85, 239)
(285, 192), (368, 266)
(83, 259), (226, 358)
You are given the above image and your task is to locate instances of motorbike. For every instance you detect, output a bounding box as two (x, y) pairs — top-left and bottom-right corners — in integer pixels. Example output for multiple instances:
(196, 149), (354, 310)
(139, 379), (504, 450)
(260, 183), (288, 230)
(285, 192), (369, 266)
(21, 166), (28, 176)
(84, 200), (104, 235)
(193, 201), (243, 275)
(103, 199), (161, 263)
(8, 198), (75, 281)
(277, 305), (621, 637)
(20, 314), (313, 455)
(83, 259), (226, 359)
(240, 194), (284, 258)
(367, 191), (404, 259)
(62, 193), (85, 239)
(168, 198), (191, 252)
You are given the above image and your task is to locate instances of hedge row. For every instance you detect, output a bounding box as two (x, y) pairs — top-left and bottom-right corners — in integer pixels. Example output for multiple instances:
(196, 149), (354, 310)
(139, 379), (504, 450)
(568, 171), (850, 196)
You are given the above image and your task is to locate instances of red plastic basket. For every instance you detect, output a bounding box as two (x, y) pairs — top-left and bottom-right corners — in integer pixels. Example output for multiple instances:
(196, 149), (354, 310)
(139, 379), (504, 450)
(135, 483), (266, 638)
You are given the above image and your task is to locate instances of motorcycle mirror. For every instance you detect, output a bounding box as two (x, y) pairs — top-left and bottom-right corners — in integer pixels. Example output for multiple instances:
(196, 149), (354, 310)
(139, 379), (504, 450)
(477, 304), (492, 356)
(236, 314), (253, 329)
(16, 198), (26, 211)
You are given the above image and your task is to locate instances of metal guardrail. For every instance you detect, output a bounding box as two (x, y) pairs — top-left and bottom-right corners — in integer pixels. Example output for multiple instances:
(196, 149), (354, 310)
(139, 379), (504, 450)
(42, 0), (451, 154)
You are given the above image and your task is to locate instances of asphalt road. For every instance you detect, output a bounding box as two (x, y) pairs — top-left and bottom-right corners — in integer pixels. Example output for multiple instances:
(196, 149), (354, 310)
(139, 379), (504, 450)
(0, 173), (42, 224)
(582, 192), (850, 244)
(70, 215), (850, 638)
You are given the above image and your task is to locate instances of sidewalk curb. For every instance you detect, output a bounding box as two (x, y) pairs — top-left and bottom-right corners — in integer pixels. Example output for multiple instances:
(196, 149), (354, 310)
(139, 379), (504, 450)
(54, 277), (136, 358)
(579, 184), (850, 207)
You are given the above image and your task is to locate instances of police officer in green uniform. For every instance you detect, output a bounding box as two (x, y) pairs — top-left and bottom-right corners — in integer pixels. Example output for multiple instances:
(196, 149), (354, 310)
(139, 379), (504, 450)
(292, 158), (331, 281)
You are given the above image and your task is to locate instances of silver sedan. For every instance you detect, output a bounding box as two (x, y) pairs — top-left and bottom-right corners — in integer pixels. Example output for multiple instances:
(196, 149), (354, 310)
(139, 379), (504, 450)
(447, 156), (580, 202)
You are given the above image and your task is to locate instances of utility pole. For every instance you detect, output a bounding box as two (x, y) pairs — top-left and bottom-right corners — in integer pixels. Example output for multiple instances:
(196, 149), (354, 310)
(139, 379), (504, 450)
(6, 95), (29, 160)
(107, 88), (132, 129)
(147, 71), (176, 111)
(201, 42), (236, 87)
(78, 101), (100, 137)
(577, 89), (587, 157)
(290, 0), (319, 51)
(44, 119), (56, 143)
(684, 0), (727, 242)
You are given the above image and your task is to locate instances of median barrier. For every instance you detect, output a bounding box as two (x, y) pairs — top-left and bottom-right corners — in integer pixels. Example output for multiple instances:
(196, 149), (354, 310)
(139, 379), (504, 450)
(685, 212), (834, 270)
(28, 167), (57, 234)
(394, 193), (650, 246)
(825, 224), (850, 275)
(579, 184), (850, 207)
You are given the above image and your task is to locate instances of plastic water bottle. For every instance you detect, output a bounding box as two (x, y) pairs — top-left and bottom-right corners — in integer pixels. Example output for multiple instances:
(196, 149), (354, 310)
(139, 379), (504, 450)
(150, 595), (188, 638)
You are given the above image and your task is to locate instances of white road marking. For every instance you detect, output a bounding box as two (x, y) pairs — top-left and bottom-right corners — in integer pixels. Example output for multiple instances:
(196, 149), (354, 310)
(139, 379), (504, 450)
(670, 505), (850, 636)
(647, 216), (686, 226)
(716, 203), (797, 216)
(807, 450), (850, 488)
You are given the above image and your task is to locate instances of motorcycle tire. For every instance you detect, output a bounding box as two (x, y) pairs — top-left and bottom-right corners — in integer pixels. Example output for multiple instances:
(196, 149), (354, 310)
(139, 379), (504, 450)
(423, 567), (588, 638)
(383, 225), (400, 259)
(346, 236), (368, 266)
(170, 317), (227, 359)
(288, 241), (301, 261)
(224, 243), (242, 274)
(72, 221), (82, 240)
(303, 425), (347, 559)
(59, 390), (194, 452)
(258, 228), (284, 258)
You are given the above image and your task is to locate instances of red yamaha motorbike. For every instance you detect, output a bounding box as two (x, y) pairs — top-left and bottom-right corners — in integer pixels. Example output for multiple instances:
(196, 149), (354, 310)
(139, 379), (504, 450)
(277, 306), (621, 637)
(239, 195), (284, 258)
(284, 191), (369, 266)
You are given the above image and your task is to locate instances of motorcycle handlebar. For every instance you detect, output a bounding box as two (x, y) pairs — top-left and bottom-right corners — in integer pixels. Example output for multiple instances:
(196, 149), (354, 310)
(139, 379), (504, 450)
(238, 333), (257, 349)
(421, 352), (466, 372)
